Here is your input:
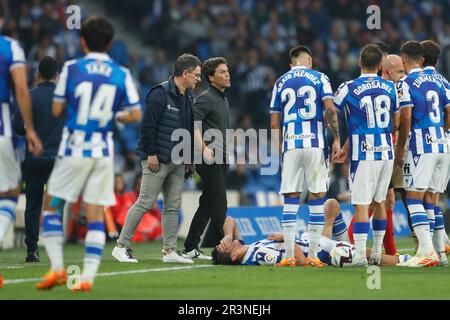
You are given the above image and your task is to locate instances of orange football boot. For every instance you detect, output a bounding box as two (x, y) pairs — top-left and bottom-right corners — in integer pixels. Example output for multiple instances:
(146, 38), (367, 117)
(276, 257), (296, 267)
(0, 275), (3, 288)
(304, 257), (325, 267)
(36, 270), (67, 290)
(71, 282), (92, 292)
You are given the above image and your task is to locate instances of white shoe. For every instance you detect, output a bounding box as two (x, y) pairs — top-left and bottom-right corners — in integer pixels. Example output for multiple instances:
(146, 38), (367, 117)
(112, 246), (138, 263)
(163, 250), (194, 264)
(353, 255), (368, 267)
(183, 249), (212, 261)
(399, 250), (439, 268)
(368, 252), (381, 266)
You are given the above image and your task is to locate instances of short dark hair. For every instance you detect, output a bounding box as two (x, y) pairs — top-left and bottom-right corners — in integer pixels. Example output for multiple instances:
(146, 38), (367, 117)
(360, 44), (383, 69)
(372, 41), (390, 55)
(211, 248), (240, 265)
(290, 45), (312, 62)
(80, 17), (114, 52)
(38, 56), (58, 80)
(421, 40), (440, 67)
(173, 53), (202, 77)
(401, 40), (424, 62)
(202, 57), (227, 84)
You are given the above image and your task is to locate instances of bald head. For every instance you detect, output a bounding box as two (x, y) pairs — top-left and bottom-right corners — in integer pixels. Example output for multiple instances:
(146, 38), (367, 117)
(382, 54), (405, 83)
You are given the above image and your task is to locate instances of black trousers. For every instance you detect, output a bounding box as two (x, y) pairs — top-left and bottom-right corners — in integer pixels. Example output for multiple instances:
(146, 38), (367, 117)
(184, 163), (229, 251)
(22, 156), (55, 252)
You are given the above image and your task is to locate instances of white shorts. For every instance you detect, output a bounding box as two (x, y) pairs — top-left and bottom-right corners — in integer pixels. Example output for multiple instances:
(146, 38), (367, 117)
(0, 137), (21, 192)
(47, 156), (115, 206)
(349, 160), (393, 205)
(403, 151), (448, 193)
(280, 148), (328, 194)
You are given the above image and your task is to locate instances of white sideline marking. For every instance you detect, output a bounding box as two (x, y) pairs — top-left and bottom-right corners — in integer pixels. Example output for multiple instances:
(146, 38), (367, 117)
(3, 264), (217, 285)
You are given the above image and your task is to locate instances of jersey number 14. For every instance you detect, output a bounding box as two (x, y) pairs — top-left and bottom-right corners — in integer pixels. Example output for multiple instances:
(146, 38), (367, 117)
(75, 81), (116, 128)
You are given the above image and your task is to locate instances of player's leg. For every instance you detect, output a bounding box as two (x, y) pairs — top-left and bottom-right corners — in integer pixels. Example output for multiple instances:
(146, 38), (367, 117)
(383, 187), (398, 255)
(277, 149), (303, 267)
(114, 159), (166, 262)
(37, 157), (93, 289)
(323, 198), (342, 239)
(350, 160), (376, 267)
(424, 192), (436, 238)
(369, 160), (393, 265)
(430, 155), (448, 265)
(399, 153), (438, 267)
(72, 157), (116, 291)
(304, 148), (328, 265)
(365, 248), (411, 266)
(0, 137), (21, 245)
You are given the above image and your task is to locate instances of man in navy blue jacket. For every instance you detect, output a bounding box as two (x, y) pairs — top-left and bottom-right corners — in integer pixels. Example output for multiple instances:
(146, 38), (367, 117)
(14, 56), (64, 262)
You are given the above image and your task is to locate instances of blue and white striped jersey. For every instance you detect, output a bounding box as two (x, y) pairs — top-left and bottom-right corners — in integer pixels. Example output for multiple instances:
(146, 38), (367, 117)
(54, 52), (141, 158)
(269, 66), (333, 153)
(0, 36), (26, 138)
(422, 66), (450, 146)
(241, 233), (335, 266)
(334, 74), (398, 161)
(397, 67), (449, 155)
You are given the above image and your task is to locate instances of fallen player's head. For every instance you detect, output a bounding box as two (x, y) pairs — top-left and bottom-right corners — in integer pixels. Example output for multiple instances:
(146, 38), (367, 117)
(211, 240), (245, 265)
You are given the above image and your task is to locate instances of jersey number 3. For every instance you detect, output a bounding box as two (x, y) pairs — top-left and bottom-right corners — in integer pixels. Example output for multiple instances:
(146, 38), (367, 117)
(75, 81), (116, 128)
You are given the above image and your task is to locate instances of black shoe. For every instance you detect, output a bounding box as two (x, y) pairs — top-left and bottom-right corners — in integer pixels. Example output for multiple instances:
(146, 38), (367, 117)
(25, 251), (40, 263)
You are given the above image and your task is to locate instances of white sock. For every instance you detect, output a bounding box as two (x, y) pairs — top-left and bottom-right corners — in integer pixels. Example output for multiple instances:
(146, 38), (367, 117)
(308, 225), (324, 259)
(0, 197), (17, 243)
(82, 222), (106, 284)
(372, 230), (386, 256)
(433, 229), (445, 257)
(424, 203), (435, 238)
(414, 225), (434, 255)
(43, 211), (64, 271)
(354, 233), (368, 259)
(282, 198), (299, 259)
(283, 223), (297, 259)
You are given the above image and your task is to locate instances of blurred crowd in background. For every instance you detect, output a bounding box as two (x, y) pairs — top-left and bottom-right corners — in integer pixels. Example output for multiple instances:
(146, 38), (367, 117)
(3, 0), (450, 210)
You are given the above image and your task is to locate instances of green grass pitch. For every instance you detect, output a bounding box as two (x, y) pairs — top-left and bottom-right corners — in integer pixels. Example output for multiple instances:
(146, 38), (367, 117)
(1, 237), (450, 300)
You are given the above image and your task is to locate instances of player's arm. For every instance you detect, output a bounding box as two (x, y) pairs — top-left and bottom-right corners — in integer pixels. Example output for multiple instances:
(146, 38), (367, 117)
(445, 88), (450, 130)
(219, 216), (239, 250)
(324, 97), (341, 160)
(115, 108), (142, 123)
(395, 107), (411, 168)
(11, 65), (42, 155)
(395, 80), (412, 167)
(269, 82), (282, 157)
(52, 100), (66, 118)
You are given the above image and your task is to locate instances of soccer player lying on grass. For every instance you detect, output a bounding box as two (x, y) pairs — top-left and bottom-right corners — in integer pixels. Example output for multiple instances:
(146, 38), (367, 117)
(211, 199), (411, 267)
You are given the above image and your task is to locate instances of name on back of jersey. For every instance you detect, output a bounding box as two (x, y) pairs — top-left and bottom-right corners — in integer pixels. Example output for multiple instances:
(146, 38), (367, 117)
(277, 69), (320, 92)
(85, 61), (113, 77)
(412, 73), (444, 89)
(353, 80), (392, 96)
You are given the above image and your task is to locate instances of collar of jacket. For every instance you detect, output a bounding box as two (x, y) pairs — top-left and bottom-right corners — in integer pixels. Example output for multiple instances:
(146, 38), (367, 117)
(209, 84), (226, 97)
(168, 76), (190, 97)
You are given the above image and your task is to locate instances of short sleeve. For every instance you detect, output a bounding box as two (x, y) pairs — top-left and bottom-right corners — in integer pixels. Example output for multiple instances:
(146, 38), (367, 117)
(269, 82), (281, 113)
(333, 82), (348, 110)
(253, 247), (282, 265)
(320, 73), (333, 100)
(53, 61), (71, 102)
(397, 79), (413, 109)
(122, 68), (141, 110)
(10, 40), (25, 71)
(393, 82), (400, 113)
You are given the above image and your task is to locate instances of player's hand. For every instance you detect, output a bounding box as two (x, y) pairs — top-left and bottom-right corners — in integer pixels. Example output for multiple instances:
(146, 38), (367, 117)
(26, 130), (43, 156)
(147, 155), (159, 173)
(394, 149), (404, 168)
(331, 139), (341, 163)
(220, 235), (234, 250)
(203, 146), (214, 163)
(334, 148), (347, 164)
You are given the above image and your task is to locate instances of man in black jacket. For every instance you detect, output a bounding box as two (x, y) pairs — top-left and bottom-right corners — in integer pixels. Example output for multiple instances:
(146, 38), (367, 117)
(112, 53), (201, 264)
(13, 56), (64, 262)
(183, 57), (231, 260)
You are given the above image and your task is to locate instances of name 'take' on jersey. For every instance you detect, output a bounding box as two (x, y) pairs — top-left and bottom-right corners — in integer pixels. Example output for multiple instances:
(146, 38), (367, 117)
(334, 74), (398, 161)
(397, 67), (450, 155)
(53, 52), (141, 158)
(269, 66), (333, 153)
